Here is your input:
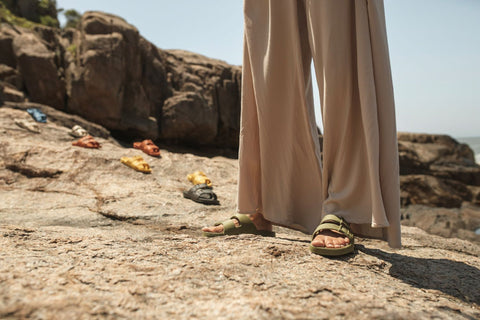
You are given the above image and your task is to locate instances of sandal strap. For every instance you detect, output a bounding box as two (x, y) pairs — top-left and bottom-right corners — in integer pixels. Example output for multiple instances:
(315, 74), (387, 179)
(197, 188), (217, 200)
(191, 184), (216, 199)
(230, 213), (252, 225)
(216, 219), (237, 230)
(213, 214), (255, 234)
(312, 214), (354, 241)
(214, 214), (250, 227)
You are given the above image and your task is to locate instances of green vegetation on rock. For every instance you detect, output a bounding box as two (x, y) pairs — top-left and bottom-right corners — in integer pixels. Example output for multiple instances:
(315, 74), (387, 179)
(67, 43), (77, 58)
(0, 0), (59, 28)
(63, 9), (80, 29)
(0, 2), (36, 28)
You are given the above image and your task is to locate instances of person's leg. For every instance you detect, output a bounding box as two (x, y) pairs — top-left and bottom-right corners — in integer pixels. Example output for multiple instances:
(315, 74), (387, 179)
(204, 0), (324, 235)
(305, 0), (401, 249)
(201, 28), (271, 234)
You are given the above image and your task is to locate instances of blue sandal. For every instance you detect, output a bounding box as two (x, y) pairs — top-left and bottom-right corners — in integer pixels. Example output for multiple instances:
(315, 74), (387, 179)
(27, 108), (47, 123)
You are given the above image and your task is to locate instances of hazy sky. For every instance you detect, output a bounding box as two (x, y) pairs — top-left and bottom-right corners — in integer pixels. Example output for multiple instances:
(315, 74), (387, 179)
(57, 0), (480, 138)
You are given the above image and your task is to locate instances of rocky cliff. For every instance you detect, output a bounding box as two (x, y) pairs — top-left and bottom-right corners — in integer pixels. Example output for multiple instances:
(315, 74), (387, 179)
(0, 11), (241, 147)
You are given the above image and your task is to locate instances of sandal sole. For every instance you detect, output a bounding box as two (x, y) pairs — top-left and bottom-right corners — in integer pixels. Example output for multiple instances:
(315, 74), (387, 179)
(309, 243), (354, 256)
(202, 230), (275, 237)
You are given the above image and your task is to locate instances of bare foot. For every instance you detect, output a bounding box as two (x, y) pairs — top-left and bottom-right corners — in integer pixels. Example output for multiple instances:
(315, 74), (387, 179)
(202, 212), (272, 234)
(311, 230), (350, 248)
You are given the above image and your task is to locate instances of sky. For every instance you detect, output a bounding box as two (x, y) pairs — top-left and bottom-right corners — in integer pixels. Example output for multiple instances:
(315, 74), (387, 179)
(57, 0), (480, 138)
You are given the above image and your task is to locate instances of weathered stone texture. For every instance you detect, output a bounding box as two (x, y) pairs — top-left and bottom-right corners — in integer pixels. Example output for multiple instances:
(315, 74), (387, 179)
(12, 32), (65, 109)
(0, 106), (479, 319)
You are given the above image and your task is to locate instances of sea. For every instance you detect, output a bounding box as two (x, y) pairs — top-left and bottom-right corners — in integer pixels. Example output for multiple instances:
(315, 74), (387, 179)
(456, 136), (480, 164)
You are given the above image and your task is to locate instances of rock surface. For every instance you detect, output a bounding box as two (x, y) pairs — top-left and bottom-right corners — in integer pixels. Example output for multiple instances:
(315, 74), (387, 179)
(397, 133), (480, 243)
(1, 106), (480, 319)
(12, 32), (65, 109)
(401, 205), (480, 243)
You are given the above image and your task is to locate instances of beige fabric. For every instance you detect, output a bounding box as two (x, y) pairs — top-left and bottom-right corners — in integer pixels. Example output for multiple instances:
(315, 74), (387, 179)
(238, 0), (401, 248)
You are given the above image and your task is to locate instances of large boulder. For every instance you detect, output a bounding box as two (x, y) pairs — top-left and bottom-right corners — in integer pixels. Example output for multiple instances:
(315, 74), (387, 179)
(162, 50), (241, 146)
(398, 133), (478, 177)
(12, 31), (65, 109)
(66, 12), (162, 139)
(161, 92), (217, 144)
(400, 174), (473, 208)
(401, 205), (480, 243)
(0, 25), (18, 68)
(138, 37), (171, 130)
(2, 85), (25, 102)
(0, 63), (22, 89)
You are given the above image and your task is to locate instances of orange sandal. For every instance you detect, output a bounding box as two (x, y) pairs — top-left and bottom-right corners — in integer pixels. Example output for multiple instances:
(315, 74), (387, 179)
(133, 139), (161, 157)
(72, 135), (101, 149)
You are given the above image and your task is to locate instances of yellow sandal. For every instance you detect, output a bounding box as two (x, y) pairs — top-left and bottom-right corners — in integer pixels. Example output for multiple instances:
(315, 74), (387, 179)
(120, 156), (152, 173)
(187, 171), (212, 187)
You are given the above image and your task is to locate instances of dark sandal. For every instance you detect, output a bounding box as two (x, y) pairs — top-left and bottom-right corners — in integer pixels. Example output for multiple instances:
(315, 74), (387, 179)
(203, 213), (275, 237)
(183, 183), (219, 205)
(309, 214), (355, 256)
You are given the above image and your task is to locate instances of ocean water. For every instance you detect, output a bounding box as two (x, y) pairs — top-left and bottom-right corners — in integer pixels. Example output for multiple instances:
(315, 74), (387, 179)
(456, 136), (480, 164)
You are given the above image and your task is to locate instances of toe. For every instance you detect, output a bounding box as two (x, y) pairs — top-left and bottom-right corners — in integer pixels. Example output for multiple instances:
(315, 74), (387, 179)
(325, 239), (335, 248)
(332, 237), (345, 247)
(311, 231), (351, 249)
(202, 225), (224, 233)
(311, 235), (326, 247)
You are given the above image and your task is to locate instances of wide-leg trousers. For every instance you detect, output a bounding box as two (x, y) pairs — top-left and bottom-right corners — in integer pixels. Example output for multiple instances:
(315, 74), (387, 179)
(237, 0), (401, 248)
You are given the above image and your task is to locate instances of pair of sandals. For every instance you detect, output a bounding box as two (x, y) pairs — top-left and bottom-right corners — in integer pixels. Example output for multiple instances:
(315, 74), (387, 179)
(183, 171), (218, 205)
(203, 213), (354, 256)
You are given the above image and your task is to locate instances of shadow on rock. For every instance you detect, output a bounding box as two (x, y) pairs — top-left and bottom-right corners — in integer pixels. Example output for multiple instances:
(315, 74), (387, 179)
(358, 245), (480, 304)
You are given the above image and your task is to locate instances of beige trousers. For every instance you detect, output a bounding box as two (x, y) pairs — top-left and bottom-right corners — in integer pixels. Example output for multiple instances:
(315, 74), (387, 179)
(237, 0), (401, 248)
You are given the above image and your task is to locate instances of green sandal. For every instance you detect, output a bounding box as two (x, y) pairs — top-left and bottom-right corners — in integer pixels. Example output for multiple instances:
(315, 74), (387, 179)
(309, 214), (355, 256)
(203, 214), (276, 237)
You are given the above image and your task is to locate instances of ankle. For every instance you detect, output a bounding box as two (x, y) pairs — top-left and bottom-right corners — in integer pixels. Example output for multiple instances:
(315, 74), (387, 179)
(248, 213), (272, 230)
